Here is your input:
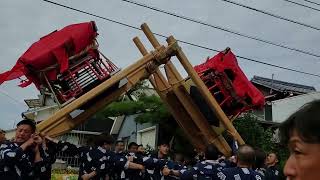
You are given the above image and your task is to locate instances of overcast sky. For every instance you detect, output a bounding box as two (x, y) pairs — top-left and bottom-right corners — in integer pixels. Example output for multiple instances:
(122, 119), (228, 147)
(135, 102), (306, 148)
(1, 0), (320, 130)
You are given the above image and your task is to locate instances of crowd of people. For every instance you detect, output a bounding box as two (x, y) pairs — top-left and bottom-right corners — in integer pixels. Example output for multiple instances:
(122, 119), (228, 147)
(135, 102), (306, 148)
(0, 99), (320, 180)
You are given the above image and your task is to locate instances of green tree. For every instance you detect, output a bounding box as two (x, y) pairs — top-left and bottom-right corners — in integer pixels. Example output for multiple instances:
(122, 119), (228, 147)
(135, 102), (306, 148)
(233, 114), (289, 168)
(100, 95), (171, 124)
(233, 114), (272, 150)
(99, 86), (288, 164)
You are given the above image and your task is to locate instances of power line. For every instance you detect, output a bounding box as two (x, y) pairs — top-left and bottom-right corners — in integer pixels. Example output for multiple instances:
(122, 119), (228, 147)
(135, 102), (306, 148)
(121, 0), (320, 58)
(176, 39), (320, 77)
(42, 0), (320, 78)
(0, 88), (27, 107)
(303, 0), (320, 6)
(281, 0), (320, 12)
(218, 0), (320, 31)
(43, 0), (141, 31)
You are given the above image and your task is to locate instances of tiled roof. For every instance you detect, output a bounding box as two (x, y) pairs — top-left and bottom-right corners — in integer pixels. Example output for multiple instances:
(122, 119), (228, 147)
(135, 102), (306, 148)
(251, 76), (316, 94)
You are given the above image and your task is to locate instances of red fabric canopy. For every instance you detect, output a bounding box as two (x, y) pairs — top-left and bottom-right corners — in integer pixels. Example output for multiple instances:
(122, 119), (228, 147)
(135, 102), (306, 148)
(194, 50), (265, 108)
(0, 21), (97, 88)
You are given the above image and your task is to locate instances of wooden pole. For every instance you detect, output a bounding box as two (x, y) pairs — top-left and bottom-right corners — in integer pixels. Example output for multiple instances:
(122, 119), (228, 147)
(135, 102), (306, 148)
(164, 64), (231, 156)
(132, 36), (206, 151)
(138, 24), (233, 153)
(38, 85), (127, 137)
(166, 36), (245, 145)
(136, 25), (232, 154)
(133, 36), (170, 90)
(43, 72), (61, 108)
(141, 23), (161, 48)
(133, 37), (148, 56)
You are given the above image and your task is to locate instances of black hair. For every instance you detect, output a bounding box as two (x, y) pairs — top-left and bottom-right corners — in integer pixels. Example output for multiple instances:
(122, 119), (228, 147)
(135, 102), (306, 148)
(128, 142), (138, 149)
(138, 144), (143, 147)
(279, 100), (320, 145)
(115, 140), (124, 145)
(174, 152), (185, 162)
(268, 152), (279, 165)
(17, 119), (36, 133)
(94, 134), (114, 147)
(158, 140), (169, 146)
(205, 144), (221, 160)
(237, 144), (255, 166)
(254, 148), (266, 169)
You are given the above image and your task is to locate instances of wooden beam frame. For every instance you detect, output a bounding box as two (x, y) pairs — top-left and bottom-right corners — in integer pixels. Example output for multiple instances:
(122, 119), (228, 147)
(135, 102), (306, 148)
(37, 23), (244, 156)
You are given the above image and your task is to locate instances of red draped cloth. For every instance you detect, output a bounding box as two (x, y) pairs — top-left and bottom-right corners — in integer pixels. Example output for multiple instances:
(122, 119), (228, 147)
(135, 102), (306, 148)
(194, 50), (265, 108)
(0, 21), (97, 89)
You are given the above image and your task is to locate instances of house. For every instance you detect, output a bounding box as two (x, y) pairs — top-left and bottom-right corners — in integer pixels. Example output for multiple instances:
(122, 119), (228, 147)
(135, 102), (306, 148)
(269, 91), (320, 123)
(110, 85), (161, 150)
(251, 75), (318, 123)
(110, 115), (158, 150)
(251, 75), (316, 98)
(110, 113), (176, 152)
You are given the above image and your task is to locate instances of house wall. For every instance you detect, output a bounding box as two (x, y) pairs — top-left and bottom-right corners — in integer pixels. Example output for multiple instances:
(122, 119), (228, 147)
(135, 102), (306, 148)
(117, 114), (156, 148)
(34, 107), (59, 122)
(254, 84), (272, 96)
(137, 126), (157, 149)
(271, 92), (320, 123)
(252, 104), (272, 121)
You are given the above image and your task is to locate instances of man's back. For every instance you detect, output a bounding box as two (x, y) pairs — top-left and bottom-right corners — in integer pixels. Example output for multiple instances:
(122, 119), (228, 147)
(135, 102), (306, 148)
(124, 152), (144, 180)
(218, 167), (263, 180)
(143, 153), (168, 180)
(265, 165), (283, 180)
(164, 160), (184, 180)
(79, 146), (110, 180)
(0, 141), (35, 180)
(180, 160), (224, 180)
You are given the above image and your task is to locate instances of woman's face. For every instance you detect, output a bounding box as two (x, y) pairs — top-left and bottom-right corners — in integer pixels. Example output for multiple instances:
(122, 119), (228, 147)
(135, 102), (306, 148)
(284, 130), (320, 180)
